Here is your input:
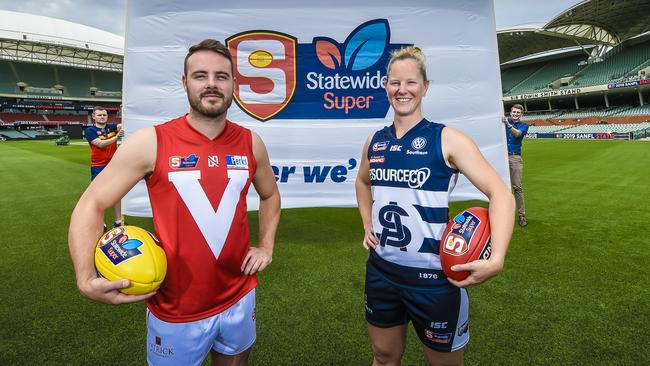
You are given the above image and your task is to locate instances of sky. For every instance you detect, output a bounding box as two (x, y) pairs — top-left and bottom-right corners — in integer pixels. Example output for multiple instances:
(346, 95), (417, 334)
(0, 0), (583, 37)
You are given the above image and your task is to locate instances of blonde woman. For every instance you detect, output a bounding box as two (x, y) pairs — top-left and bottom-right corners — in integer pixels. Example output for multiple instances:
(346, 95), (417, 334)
(355, 46), (515, 365)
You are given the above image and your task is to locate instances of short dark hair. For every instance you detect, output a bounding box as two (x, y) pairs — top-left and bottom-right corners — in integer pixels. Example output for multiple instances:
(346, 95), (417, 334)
(184, 39), (233, 76)
(511, 104), (524, 112)
(93, 106), (107, 114)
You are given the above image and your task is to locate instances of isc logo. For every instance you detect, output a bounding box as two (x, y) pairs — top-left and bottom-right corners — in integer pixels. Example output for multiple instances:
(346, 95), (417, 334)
(430, 321), (448, 329)
(443, 233), (469, 256)
(226, 32), (297, 121)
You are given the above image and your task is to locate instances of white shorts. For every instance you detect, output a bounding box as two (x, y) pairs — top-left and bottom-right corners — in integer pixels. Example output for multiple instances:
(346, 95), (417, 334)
(146, 289), (256, 366)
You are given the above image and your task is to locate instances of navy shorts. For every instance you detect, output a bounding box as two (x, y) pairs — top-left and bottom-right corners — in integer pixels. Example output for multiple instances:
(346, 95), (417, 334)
(364, 260), (470, 352)
(90, 166), (106, 180)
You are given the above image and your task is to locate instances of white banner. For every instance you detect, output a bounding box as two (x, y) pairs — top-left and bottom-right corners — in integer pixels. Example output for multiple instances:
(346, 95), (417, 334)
(123, 0), (508, 216)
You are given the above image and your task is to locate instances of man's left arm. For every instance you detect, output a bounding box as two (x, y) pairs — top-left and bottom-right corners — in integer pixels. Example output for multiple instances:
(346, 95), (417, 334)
(112, 123), (125, 138)
(241, 132), (281, 275)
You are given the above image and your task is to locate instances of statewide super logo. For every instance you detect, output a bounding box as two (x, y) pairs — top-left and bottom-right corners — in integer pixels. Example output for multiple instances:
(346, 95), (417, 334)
(169, 154), (199, 169)
(443, 211), (482, 256)
(227, 19), (409, 121)
(372, 141), (389, 151)
(97, 227), (143, 265)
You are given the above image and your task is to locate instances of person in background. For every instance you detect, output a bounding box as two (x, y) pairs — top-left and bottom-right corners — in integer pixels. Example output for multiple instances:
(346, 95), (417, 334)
(84, 106), (123, 228)
(502, 104), (529, 227)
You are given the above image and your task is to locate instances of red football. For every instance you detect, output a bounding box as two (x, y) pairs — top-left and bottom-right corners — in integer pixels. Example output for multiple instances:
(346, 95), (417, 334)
(440, 207), (492, 281)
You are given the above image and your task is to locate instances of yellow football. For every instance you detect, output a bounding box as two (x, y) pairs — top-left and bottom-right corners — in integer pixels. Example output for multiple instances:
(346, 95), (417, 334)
(94, 225), (167, 295)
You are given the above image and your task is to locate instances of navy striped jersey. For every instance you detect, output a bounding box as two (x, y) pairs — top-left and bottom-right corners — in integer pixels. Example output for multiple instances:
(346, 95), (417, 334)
(368, 118), (458, 285)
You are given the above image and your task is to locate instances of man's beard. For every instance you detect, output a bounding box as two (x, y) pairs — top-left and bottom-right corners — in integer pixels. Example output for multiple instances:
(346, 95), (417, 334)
(188, 90), (233, 118)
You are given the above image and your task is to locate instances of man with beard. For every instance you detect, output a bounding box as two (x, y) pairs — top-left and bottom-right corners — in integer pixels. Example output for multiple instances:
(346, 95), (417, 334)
(68, 39), (281, 366)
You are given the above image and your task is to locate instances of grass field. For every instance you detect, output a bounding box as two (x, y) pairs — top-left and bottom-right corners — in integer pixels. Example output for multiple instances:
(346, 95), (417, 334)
(0, 139), (649, 365)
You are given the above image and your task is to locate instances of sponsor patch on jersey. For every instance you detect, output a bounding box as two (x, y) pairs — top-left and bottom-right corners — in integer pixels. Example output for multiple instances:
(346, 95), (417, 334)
(169, 154), (199, 169)
(411, 136), (427, 150)
(369, 156), (385, 164)
(369, 167), (430, 189)
(226, 155), (249, 169)
(98, 233), (143, 265)
(149, 335), (174, 358)
(372, 141), (389, 151)
(424, 330), (452, 344)
(208, 155), (219, 167)
(406, 149), (427, 155)
(407, 136), (428, 155)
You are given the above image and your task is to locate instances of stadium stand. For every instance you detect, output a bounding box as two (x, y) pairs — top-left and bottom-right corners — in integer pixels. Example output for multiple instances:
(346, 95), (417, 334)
(0, 113), (45, 122)
(43, 114), (90, 123)
(572, 40), (650, 88)
(92, 70), (122, 93)
(616, 104), (650, 116)
(0, 60), (122, 100)
(529, 122), (650, 137)
(0, 129), (31, 139)
(0, 10), (122, 141)
(0, 60), (18, 94)
(501, 63), (543, 93)
(508, 55), (584, 95)
(558, 122), (650, 134)
(520, 111), (563, 121)
(13, 61), (58, 91)
(56, 66), (94, 98)
(19, 130), (41, 138)
(502, 39), (650, 96)
(527, 125), (575, 133)
(499, 1), (650, 139)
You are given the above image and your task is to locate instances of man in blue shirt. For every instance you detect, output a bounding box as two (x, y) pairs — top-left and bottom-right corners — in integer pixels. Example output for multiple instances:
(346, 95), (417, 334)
(502, 104), (529, 227)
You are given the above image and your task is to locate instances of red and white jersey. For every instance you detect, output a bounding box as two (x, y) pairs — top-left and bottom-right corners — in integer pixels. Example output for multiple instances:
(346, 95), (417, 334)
(146, 115), (257, 323)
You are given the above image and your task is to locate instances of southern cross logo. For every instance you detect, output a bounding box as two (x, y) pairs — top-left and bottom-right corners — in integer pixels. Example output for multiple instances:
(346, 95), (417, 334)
(227, 19), (409, 121)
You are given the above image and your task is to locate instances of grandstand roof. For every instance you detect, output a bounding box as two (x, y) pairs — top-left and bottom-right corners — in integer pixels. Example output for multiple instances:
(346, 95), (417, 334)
(0, 10), (124, 71)
(497, 0), (650, 64)
(498, 25), (589, 65)
(545, 0), (650, 44)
